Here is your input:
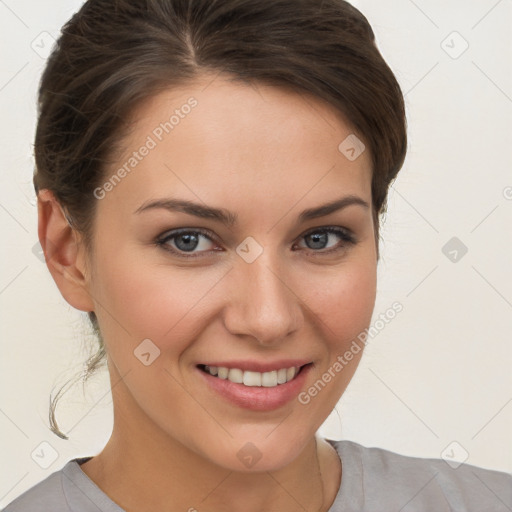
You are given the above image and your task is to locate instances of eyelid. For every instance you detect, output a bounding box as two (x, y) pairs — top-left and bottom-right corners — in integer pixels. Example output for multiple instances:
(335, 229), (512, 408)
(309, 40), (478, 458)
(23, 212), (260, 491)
(156, 227), (219, 243)
(157, 227), (217, 242)
(299, 224), (354, 239)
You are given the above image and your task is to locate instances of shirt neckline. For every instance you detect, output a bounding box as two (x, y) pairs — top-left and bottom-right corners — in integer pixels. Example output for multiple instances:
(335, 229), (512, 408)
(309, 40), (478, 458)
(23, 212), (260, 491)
(326, 438), (364, 510)
(63, 439), (361, 511)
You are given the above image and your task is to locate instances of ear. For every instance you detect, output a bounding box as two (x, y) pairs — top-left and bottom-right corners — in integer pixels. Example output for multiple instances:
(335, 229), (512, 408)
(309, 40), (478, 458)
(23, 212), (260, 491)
(37, 189), (95, 312)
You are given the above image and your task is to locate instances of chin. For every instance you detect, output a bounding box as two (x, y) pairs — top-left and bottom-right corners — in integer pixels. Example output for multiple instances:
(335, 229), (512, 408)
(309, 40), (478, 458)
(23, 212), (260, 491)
(195, 427), (315, 473)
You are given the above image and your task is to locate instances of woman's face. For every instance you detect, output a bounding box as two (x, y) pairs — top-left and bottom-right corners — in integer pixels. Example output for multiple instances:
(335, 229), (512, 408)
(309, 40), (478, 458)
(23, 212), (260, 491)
(85, 74), (377, 471)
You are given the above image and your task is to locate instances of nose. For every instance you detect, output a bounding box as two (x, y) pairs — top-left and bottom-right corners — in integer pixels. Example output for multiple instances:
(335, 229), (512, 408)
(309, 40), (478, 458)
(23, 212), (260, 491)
(222, 256), (303, 346)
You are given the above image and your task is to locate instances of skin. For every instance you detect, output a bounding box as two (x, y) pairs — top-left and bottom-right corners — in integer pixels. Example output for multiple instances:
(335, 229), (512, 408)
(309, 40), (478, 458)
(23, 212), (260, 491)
(38, 73), (377, 512)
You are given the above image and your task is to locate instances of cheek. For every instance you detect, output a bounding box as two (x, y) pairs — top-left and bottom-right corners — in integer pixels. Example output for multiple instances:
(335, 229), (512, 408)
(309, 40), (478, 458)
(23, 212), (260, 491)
(303, 259), (377, 347)
(90, 252), (227, 352)
(289, 261), (376, 432)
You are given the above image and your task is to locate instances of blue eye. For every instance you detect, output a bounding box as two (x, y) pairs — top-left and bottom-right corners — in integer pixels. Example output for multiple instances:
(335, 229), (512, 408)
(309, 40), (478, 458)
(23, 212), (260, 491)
(156, 226), (356, 258)
(295, 227), (356, 253)
(156, 229), (218, 257)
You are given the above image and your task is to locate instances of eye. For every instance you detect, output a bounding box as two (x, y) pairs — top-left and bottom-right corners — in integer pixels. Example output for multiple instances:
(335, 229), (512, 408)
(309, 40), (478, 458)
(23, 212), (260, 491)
(156, 228), (220, 257)
(155, 226), (356, 259)
(295, 227), (356, 254)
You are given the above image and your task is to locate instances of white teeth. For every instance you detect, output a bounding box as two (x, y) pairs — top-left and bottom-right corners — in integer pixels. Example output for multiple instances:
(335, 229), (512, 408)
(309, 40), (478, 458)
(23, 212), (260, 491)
(203, 365), (301, 387)
(243, 371), (261, 387)
(217, 367), (229, 379)
(261, 370), (277, 387)
(228, 368), (243, 384)
(286, 367), (297, 381)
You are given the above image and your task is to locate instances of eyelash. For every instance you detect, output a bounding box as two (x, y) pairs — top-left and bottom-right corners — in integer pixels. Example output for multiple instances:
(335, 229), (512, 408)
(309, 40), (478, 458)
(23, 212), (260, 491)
(155, 226), (357, 259)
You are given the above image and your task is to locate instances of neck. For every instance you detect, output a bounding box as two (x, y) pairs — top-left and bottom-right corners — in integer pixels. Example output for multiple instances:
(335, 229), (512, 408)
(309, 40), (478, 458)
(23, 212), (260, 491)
(80, 403), (341, 512)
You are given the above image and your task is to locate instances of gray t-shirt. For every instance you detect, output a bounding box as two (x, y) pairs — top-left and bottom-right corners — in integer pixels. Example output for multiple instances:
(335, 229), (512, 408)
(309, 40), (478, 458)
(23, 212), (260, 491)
(3, 439), (511, 511)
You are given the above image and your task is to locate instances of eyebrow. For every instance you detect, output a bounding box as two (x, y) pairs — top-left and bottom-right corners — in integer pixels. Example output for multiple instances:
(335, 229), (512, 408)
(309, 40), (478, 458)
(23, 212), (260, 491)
(134, 194), (369, 226)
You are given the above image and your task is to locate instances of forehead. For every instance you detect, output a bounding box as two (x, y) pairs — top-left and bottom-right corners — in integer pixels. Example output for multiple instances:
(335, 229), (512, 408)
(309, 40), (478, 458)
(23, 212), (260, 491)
(100, 74), (372, 217)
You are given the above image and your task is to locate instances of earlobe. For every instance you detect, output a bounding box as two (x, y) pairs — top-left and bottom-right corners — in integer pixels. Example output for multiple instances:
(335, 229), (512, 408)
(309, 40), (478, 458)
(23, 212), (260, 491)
(37, 189), (95, 313)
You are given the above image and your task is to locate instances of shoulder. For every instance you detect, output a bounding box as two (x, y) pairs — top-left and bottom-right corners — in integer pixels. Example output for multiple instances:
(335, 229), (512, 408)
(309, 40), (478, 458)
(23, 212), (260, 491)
(2, 457), (124, 512)
(328, 439), (512, 512)
(1, 469), (68, 512)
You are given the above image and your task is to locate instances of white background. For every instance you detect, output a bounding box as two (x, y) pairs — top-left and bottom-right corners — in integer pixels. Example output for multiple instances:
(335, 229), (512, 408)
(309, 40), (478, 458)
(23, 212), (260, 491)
(1, 0), (511, 506)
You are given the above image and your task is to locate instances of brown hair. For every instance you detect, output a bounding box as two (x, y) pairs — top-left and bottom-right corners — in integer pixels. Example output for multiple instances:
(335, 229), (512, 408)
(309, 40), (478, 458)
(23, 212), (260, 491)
(35, 0), (407, 438)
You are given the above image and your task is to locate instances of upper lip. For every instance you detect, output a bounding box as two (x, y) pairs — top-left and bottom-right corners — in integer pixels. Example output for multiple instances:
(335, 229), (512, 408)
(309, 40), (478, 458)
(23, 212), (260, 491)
(198, 359), (312, 373)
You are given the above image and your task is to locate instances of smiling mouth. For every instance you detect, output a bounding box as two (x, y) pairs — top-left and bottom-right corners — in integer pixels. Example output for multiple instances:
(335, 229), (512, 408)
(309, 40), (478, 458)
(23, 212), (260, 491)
(197, 363), (311, 388)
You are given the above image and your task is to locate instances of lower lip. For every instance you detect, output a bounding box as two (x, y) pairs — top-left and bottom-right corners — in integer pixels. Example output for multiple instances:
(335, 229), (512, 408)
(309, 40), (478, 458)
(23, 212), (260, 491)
(196, 364), (312, 412)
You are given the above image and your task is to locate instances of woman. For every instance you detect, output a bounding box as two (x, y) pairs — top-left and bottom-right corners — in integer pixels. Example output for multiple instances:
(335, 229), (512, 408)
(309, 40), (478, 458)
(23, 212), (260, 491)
(4, 0), (511, 511)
